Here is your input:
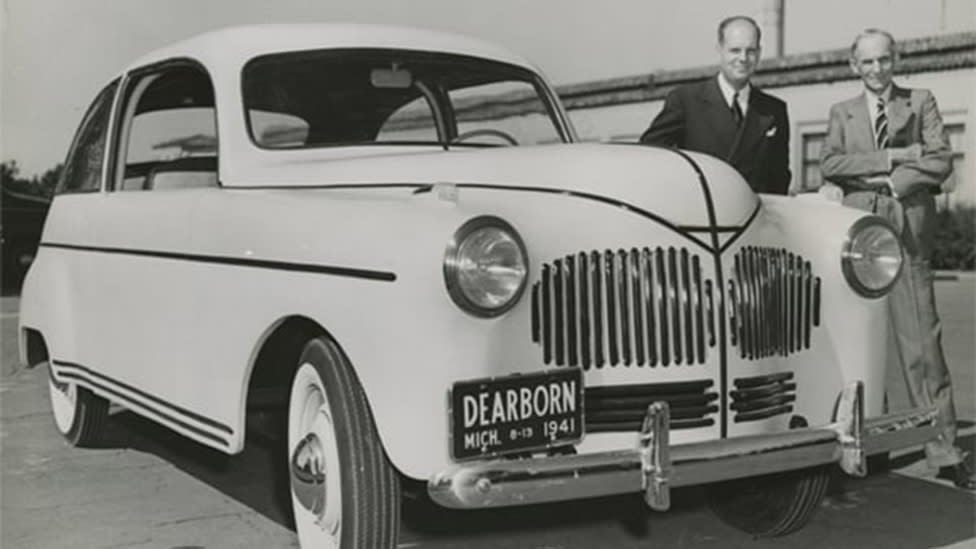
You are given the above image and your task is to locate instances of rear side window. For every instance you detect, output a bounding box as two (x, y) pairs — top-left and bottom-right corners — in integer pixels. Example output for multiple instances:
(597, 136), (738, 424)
(114, 64), (218, 191)
(57, 80), (118, 195)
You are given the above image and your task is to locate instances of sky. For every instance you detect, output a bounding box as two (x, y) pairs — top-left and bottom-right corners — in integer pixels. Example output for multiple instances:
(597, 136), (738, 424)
(1, 0), (973, 177)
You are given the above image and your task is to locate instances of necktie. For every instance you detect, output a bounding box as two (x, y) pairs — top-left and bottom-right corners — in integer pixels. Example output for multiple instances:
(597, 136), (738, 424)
(874, 98), (889, 149)
(731, 91), (744, 126)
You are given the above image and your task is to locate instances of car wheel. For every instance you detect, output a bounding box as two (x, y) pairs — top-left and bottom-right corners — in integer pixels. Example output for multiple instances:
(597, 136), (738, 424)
(707, 465), (830, 538)
(287, 336), (399, 548)
(48, 362), (109, 447)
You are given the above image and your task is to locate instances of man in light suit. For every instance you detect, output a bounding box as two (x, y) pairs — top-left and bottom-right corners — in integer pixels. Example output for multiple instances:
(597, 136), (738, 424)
(821, 29), (973, 490)
(640, 16), (791, 195)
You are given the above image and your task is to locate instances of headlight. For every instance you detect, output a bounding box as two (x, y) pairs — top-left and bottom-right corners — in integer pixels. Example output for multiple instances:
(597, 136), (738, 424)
(841, 217), (904, 298)
(444, 216), (528, 317)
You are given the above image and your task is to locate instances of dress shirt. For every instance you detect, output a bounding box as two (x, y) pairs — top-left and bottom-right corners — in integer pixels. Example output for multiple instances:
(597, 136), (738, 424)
(863, 85), (897, 196)
(717, 73), (750, 118)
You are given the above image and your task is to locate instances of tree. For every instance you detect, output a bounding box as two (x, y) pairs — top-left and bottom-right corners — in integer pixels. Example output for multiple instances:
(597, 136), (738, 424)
(1, 160), (59, 199)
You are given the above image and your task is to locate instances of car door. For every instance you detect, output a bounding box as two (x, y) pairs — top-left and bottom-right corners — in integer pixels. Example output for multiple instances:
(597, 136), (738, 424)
(82, 61), (228, 448)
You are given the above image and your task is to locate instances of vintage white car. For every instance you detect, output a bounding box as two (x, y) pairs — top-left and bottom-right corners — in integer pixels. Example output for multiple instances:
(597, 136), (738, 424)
(20, 24), (940, 547)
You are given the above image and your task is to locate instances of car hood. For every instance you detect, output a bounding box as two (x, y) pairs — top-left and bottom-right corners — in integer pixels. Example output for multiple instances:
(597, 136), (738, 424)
(227, 143), (760, 228)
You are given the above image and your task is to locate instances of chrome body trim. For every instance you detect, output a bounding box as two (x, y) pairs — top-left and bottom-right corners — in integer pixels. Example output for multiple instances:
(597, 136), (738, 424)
(428, 382), (939, 510)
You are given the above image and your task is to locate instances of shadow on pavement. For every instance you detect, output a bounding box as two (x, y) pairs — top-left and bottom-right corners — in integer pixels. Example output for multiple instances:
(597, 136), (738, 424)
(96, 410), (295, 528)
(93, 405), (976, 548)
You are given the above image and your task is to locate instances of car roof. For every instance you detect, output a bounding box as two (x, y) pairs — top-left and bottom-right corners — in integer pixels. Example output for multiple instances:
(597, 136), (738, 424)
(127, 23), (539, 74)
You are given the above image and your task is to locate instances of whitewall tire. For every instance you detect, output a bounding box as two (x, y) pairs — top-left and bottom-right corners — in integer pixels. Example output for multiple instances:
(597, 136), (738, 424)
(48, 362), (109, 447)
(287, 337), (399, 548)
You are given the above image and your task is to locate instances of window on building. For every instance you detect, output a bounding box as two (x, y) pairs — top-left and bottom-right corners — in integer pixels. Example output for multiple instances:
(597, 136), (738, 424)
(800, 132), (826, 192)
(941, 123), (967, 208)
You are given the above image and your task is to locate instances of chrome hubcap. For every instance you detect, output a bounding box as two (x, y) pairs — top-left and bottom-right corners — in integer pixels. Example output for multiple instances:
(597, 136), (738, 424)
(290, 432), (328, 516)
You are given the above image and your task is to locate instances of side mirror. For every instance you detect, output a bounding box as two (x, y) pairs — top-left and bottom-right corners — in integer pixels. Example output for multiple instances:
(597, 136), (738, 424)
(370, 67), (413, 89)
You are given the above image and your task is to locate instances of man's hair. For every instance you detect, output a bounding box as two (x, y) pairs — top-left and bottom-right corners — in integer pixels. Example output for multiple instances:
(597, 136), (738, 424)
(717, 16), (762, 45)
(850, 28), (897, 57)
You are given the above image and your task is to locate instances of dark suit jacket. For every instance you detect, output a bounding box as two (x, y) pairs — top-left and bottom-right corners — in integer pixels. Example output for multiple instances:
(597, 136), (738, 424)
(639, 77), (791, 195)
(820, 84), (952, 198)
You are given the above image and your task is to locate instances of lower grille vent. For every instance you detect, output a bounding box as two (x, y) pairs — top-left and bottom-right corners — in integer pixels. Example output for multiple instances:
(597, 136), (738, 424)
(585, 380), (718, 432)
(731, 372), (796, 422)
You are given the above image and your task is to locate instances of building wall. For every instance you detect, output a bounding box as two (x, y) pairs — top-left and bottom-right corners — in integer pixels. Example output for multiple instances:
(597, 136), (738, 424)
(564, 68), (974, 207)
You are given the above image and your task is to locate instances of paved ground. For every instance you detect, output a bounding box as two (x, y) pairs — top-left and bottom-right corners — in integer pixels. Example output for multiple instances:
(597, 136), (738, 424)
(2, 274), (974, 548)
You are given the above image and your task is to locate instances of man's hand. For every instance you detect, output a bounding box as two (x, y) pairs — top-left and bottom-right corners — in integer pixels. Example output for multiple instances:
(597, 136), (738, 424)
(888, 144), (922, 165)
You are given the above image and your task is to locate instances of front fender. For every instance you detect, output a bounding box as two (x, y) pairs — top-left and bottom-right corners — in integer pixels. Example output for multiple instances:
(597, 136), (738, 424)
(751, 194), (891, 419)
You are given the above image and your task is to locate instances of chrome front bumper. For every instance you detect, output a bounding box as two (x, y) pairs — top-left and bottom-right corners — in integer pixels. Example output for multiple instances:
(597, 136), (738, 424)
(428, 382), (939, 511)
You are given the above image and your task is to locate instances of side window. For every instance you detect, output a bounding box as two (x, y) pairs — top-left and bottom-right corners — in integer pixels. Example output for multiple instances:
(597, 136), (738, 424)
(115, 65), (218, 191)
(57, 80), (118, 195)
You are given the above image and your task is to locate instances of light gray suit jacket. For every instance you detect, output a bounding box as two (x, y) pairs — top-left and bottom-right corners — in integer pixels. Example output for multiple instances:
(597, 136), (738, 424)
(820, 84), (952, 197)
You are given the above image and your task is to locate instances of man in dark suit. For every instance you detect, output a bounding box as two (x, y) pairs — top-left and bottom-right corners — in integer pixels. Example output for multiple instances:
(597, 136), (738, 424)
(821, 29), (973, 490)
(640, 16), (791, 195)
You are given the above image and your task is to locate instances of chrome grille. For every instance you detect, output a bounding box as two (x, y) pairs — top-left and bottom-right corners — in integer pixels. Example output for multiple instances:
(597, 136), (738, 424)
(731, 372), (797, 422)
(531, 247), (716, 369)
(727, 247), (821, 359)
(586, 380), (719, 432)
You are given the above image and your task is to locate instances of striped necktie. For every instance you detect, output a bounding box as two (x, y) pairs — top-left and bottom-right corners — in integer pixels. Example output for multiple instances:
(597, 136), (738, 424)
(874, 98), (889, 149)
(731, 91), (744, 126)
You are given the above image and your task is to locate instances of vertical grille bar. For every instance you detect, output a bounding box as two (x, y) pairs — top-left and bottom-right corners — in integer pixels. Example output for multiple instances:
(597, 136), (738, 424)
(644, 249), (658, 366)
(748, 248), (760, 357)
(765, 250), (777, 355)
(779, 250), (789, 356)
(705, 279), (715, 348)
(754, 248), (767, 357)
(795, 255), (805, 352)
(767, 250), (775, 356)
(803, 260), (813, 349)
(617, 250), (632, 365)
(813, 276), (822, 327)
(775, 250), (785, 356)
(681, 248), (694, 364)
(740, 252), (752, 359)
(605, 251), (619, 366)
(668, 247), (682, 365)
(656, 250), (670, 366)
(592, 251), (604, 368)
(733, 254), (746, 358)
(554, 259), (565, 365)
(631, 248), (646, 366)
(747, 248), (760, 359)
(579, 252), (591, 369)
(728, 279), (738, 349)
(693, 255), (705, 364)
(542, 264), (552, 364)
(531, 284), (540, 343)
(760, 249), (776, 356)
(566, 255), (578, 367)
(793, 253), (802, 354)
(787, 253), (796, 354)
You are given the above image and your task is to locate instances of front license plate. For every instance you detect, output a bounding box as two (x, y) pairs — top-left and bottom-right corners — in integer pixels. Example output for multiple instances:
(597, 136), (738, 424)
(450, 368), (583, 461)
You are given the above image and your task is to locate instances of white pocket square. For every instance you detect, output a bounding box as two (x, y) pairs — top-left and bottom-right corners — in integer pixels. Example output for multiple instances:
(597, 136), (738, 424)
(765, 126), (778, 137)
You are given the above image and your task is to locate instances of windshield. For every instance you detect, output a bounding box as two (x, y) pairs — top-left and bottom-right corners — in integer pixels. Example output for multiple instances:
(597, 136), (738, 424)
(242, 48), (567, 149)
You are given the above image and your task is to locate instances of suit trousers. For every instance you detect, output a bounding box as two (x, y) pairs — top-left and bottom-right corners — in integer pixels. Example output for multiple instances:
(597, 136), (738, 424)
(843, 190), (962, 467)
